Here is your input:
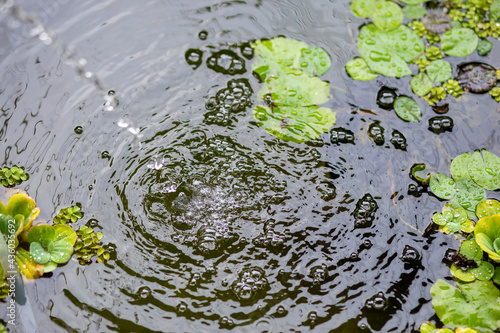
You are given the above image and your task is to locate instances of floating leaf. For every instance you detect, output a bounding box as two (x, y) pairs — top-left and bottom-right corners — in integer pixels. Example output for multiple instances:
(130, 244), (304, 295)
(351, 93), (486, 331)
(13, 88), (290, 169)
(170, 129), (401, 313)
(475, 214), (500, 262)
(477, 39), (493, 56)
(476, 199), (500, 219)
(411, 163), (432, 184)
(251, 38), (308, 80)
(451, 261), (495, 282)
(253, 105), (336, 143)
(27, 224), (76, 265)
(426, 60), (452, 83)
(456, 63), (498, 93)
(491, 0), (500, 21)
(460, 239), (483, 262)
(429, 173), (456, 200)
(402, 5), (426, 19)
(351, 0), (378, 18)
(431, 279), (500, 331)
(410, 72), (433, 97)
(433, 205), (473, 233)
(450, 152), (470, 183)
(399, 0), (427, 4)
(297, 46), (331, 77)
(440, 28), (478, 57)
(257, 70), (331, 106)
(345, 57), (379, 81)
(468, 149), (500, 190)
(357, 24), (424, 77)
(372, 1), (403, 31)
(393, 96), (422, 122)
(455, 177), (486, 219)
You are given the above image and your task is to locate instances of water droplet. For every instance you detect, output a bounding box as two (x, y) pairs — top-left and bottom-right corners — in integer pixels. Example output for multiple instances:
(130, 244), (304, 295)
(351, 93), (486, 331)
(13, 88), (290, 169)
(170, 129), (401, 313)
(74, 126), (83, 134)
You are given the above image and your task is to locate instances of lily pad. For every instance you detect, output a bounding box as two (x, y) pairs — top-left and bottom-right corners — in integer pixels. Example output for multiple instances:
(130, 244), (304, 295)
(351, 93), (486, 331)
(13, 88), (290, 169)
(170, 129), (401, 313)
(468, 149), (500, 190)
(440, 28), (478, 57)
(345, 57), (379, 81)
(251, 38), (308, 80)
(450, 152), (470, 183)
(451, 261), (495, 282)
(393, 96), (421, 122)
(253, 105), (336, 143)
(456, 63), (498, 93)
(426, 60), (452, 83)
(476, 199), (500, 219)
(402, 5), (426, 19)
(410, 72), (433, 97)
(372, 1), (403, 32)
(430, 279), (500, 331)
(475, 214), (500, 262)
(455, 177), (486, 219)
(257, 70), (331, 107)
(491, 0), (500, 21)
(298, 46), (331, 77)
(357, 24), (424, 77)
(429, 173), (456, 200)
(351, 0), (377, 18)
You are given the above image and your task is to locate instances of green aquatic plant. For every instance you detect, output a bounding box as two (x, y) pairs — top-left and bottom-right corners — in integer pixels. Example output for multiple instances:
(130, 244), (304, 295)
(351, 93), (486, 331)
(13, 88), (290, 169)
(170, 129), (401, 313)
(443, 79), (464, 98)
(411, 72), (433, 96)
(420, 321), (478, 333)
(409, 20), (428, 36)
(450, 239), (494, 282)
(490, 87), (500, 102)
(251, 37), (336, 143)
(432, 204), (474, 233)
(345, 57), (379, 81)
(75, 225), (110, 264)
(425, 46), (443, 60)
(0, 166), (28, 187)
(0, 193), (40, 244)
(475, 214), (500, 262)
(424, 86), (446, 105)
(393, 96), (422, 122)
(426, 60), (452, 83)
(430, 279), (500, 331)
(476, 199), (500, 219)
(53, 205), (82, 224)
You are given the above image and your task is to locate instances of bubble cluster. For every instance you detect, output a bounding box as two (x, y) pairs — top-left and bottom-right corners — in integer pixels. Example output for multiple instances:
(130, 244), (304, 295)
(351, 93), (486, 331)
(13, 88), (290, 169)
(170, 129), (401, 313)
(310, 264), (328, 284)
(196, 223), (236, 255)
(428, 116), (453, 134)
(205, 78), (253, 125)
(353, 194), (379, 228)
(206, 50), (246, 75)
(365, 292), (388, 311)
(253, 221), (285, 250)
(232, 267), (269, 302)
(390, 130), (407, 151)
(330, 127), (355, 144)
(400, 245), (421, 264)
(376, 86), (397, 110)
(368, 121), (385, 146)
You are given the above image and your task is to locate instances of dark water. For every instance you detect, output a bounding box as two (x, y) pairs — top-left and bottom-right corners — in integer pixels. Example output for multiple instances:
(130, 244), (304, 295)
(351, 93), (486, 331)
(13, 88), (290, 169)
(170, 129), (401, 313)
(1, 0), (500, 332)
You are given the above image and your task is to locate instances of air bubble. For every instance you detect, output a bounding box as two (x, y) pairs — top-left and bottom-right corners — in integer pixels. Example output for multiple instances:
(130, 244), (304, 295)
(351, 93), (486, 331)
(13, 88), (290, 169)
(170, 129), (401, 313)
(74, 126), (83, 135)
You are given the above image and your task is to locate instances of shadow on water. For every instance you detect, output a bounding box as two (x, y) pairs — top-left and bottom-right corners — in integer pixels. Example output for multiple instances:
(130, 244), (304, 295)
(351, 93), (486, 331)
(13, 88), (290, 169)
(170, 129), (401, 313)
(0, 0), (500, 332)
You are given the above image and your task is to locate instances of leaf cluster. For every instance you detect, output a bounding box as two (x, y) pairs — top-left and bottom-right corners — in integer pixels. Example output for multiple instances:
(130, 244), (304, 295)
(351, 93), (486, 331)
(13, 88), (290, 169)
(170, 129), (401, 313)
(75, 226), (110, 265)
(53, 206), (82, 224)
(0, 166), (28, 187)
(251, 37), (336, 143)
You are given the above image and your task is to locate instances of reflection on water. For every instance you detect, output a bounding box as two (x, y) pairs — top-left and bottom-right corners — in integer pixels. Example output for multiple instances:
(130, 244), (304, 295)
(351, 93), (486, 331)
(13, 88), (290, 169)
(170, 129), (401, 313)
(1, 0), (500, 332)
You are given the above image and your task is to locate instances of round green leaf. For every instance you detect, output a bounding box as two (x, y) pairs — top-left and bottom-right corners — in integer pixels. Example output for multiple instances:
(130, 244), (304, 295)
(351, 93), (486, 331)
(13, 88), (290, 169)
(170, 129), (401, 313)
(53, 224), (77, 245)
(460, 239), (483, 261)
(429, 173), (456, 200)
(50, 241), (74, 264)
(297, 46), (331, 77)
(357, 24), (423, 77)
(450, 152), (471, 183)
(27, 225), (56, 244)
(455, 177), (486, 215)
(431, 279), (500, 331)
(346, 57), (379, 81)
(257, 70), (331, 107)
(477, 39), (493, 56)
(491, 0), (500, 21)
(253, 105), (336, 143)
(410, 72), (433, 96)
(251, 37), (308, 80)
(440, 28), (478, 57)
(476, 199), (500, 219)
(372, 1), (403, 32)
(426, 59), (452, 83)
(450, 264), (475, 282)
(468, 149), (500, 191)
(402, 5), (426, 19)
(393, 96), (421, 122)
(473, 261), (495, 281)
(351, 0), (378, 18)
(29, 242), (51, 264)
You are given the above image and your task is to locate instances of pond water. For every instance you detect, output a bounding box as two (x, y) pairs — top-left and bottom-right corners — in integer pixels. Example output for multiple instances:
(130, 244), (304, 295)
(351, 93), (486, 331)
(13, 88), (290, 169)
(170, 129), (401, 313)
(1, 0), (500, 332)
